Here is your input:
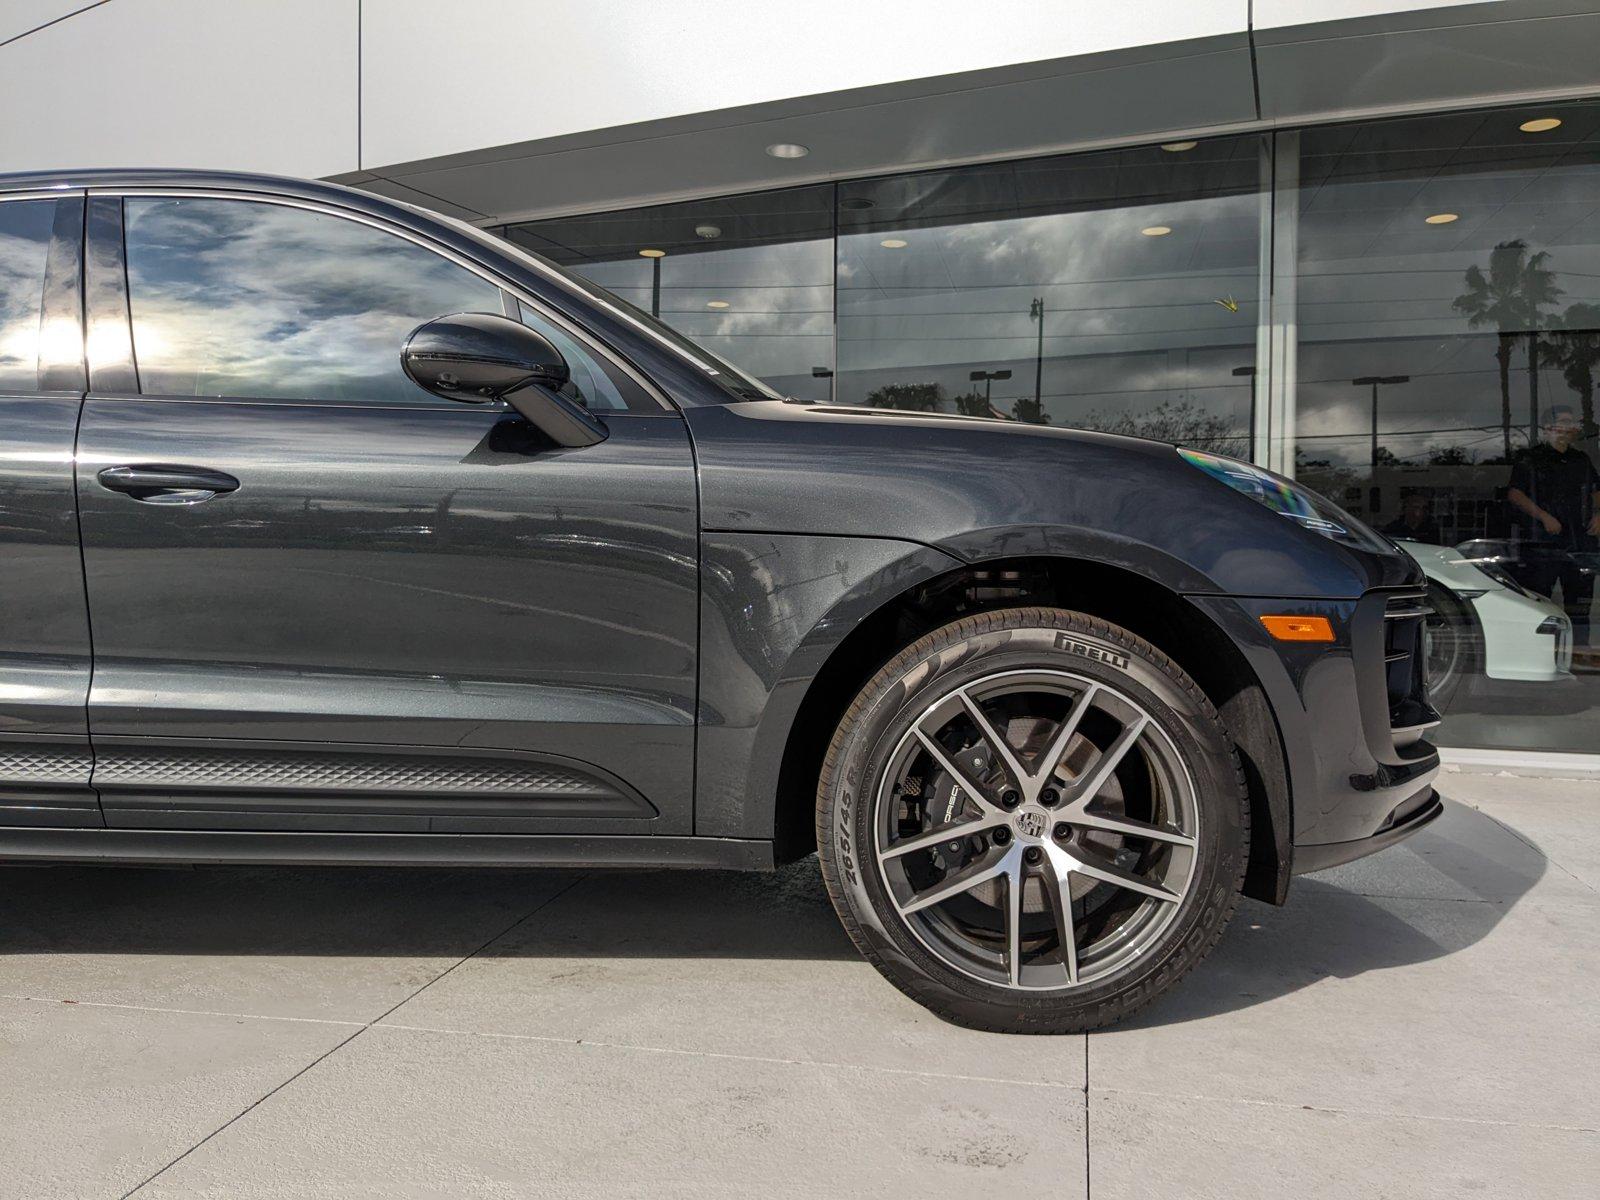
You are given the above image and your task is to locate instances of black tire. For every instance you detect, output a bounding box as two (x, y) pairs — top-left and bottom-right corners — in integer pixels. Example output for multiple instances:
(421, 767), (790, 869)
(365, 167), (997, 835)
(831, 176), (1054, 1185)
(816, 606), (1248, 1033)
(1423, 582), (1479, 713)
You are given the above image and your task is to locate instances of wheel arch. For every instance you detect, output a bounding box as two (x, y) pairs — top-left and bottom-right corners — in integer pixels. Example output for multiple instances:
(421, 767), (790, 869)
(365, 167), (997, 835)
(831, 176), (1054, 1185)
(769, 554), (1294, 904)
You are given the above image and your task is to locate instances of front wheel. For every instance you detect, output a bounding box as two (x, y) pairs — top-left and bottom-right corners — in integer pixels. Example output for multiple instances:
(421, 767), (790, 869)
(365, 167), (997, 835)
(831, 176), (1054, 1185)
(816, 607), (1248, 1033)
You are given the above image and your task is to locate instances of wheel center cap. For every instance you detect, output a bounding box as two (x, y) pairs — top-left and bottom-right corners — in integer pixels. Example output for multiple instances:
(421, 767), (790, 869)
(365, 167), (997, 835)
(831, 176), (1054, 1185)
(1014, 807), (1049, 841)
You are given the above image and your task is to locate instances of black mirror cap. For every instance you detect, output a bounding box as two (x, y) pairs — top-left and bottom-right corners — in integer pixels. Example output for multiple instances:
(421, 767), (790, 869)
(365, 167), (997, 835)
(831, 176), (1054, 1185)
(402, 311), (571, 404)
(402, 311), (606, 449)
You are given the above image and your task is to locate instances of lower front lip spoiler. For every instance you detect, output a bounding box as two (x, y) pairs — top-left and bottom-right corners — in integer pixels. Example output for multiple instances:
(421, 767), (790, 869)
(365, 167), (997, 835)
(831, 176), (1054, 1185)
(1291, 789), (1444, 876)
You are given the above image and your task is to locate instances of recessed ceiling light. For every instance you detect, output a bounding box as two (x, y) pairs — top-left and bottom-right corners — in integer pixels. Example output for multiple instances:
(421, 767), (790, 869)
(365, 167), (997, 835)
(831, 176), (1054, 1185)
(840, 197), (876, 211)
(765, 142), (810, 159)
(880, 238), (908, 248)
(1160, 141), (1198, 152)
(706, 300), (730, 309)
(1520, 118), (1562, 133)
(1424, 212), (1459, 225)
(1140, 225), (1172, 237)
(638, 247), (666, 258)
(694, 223), (722, 239)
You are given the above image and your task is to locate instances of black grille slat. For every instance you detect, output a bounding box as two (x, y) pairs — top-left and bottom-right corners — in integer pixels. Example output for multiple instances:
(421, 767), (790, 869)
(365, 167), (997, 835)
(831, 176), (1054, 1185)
(1381, 590), (1438, 744)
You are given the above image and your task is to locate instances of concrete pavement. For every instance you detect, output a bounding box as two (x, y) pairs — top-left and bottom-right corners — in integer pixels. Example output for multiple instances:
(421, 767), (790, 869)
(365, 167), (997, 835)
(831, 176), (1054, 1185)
(1, 773), (1595, 1198)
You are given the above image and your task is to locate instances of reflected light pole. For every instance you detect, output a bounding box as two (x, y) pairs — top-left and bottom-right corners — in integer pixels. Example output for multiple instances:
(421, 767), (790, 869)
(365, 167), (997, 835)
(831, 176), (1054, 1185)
(639, 247), (666, 316)
(1352, 375), (1409, 469)
(1029, 298), (1045, 413)
(970, 368), (1012, 411)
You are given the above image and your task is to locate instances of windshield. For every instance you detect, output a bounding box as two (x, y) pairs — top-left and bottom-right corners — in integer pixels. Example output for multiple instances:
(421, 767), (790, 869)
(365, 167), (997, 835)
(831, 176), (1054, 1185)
(468, 221), (783, 402)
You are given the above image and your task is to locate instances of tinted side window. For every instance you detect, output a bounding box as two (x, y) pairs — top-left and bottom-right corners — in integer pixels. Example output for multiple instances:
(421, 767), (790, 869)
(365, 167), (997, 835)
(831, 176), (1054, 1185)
(0, 199), (58, 393)
(515, 300), (652, 412)
(124, 198), (503, 404)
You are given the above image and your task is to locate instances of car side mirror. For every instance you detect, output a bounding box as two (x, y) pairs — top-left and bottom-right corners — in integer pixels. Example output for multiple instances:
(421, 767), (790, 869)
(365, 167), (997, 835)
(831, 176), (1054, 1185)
(402, 311), (607, 448)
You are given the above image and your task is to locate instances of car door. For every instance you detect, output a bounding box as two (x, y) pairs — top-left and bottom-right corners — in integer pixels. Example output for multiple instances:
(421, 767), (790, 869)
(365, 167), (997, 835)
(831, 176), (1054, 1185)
(75, 192), (698, 835)
(0, 191), (100, 828)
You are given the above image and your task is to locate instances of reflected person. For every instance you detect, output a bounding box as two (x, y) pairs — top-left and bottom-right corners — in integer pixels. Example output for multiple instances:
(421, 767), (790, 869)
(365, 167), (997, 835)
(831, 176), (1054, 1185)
(1506, 403), (1599, 650)
(1382, 492), (1442, 544)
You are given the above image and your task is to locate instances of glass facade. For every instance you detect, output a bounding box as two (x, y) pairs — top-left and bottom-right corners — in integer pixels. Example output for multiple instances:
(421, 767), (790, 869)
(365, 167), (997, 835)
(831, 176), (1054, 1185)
(498, 98), (1600, 757)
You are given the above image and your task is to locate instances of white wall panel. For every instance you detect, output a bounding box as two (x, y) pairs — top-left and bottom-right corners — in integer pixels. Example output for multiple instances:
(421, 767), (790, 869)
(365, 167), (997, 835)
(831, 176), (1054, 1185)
(0, 0), (358, 177)
(1253, 0), (1491, 28)
(359, 0), (1250, 169)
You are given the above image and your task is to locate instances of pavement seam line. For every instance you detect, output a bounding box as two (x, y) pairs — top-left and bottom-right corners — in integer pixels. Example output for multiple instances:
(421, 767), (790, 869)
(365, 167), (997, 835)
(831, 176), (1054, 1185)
(1083, 1034), (1092, 1200)
(371, 1019), (1083, 1090)
(116, 873), (588, 1199)
(1090, 1085), (1600, 1135)
(0, 991), (1080, 1091)
(1471, 803), (1597, 894)
(0, 994), (366, 1028)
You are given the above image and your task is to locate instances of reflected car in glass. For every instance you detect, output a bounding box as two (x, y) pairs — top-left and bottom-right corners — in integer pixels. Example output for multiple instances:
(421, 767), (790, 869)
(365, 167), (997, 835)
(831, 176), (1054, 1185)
(1399, 541), (1574, 710)
(0, 171), (1443, 1032)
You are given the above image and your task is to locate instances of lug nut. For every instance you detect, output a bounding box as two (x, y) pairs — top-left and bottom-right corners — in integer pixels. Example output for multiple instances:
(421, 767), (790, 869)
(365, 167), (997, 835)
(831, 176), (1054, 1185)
(1040, 788), (1060, 807)
(1053, 822), (1072, 840)
(992, 827), (1012, 846)
(1000, 789), (1021, 809)
(1024, 846), (1043, 865)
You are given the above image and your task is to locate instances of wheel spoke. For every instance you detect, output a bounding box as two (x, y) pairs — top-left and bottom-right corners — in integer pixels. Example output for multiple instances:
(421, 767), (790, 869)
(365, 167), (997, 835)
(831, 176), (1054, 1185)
(1062, 846), (1180, 904)
(911, 726), (1002, 815)
(878, 813), (1004, 862)
(956, 689), (1031, 795)
(1032, 682), (1100, 797)
(898, 845), (1016, 915)
(1040, 843), (1080, 984)
(1004, 859), (1024, 986)
(1061, 714), (1148, 808)
(1070, 809), (1196, 848)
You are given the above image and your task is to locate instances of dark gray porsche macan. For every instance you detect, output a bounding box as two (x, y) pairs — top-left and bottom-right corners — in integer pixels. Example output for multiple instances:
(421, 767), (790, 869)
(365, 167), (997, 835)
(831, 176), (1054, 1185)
(0, 171), (1443, 1032)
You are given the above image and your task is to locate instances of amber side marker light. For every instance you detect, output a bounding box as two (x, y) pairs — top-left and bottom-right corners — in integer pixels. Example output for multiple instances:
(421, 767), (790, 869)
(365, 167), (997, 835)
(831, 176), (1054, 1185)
(1259, 615), (1336, 642)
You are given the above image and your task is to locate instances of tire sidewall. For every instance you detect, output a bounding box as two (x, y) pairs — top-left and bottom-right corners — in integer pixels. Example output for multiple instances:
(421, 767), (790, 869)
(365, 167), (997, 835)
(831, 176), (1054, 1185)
(820, 611), (1245, 1028)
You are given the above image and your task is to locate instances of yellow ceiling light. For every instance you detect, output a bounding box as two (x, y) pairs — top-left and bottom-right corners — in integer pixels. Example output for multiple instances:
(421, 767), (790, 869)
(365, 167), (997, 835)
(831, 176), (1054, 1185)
(1519, 117), (1562, 133)
(638, 248), (666, 258)
(880, 238), (908, 248)
(1141, 225), (1172, 237)
(1160, 140), (1198, 152)
(705, 300), (730, 309)
(1424, 212), (1459, 225)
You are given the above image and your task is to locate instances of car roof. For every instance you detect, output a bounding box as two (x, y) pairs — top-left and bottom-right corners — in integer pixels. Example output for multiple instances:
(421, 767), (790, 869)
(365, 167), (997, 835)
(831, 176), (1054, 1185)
(0, 167), (438, 227)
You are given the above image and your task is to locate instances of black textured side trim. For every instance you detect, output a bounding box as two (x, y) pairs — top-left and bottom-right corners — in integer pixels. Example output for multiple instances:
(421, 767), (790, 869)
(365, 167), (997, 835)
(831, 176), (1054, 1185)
(0, 743), (93, 785)
(0, 828), (774, 870)
(89, 743), (656, 820)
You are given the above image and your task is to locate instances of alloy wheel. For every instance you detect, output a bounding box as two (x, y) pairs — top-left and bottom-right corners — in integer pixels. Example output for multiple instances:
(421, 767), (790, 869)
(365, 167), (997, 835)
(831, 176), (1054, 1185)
(872, 669), (1199, 991)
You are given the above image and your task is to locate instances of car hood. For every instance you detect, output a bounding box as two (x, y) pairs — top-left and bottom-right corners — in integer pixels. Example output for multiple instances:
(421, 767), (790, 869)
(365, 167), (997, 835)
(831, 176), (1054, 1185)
(685, 401), (1423, 599)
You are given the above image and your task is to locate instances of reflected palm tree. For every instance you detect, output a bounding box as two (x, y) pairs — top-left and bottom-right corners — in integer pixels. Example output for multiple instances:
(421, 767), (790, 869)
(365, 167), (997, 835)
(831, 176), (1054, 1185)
(1009, 396), (1049, 425)
(1080, 399), (1244, 457)
(865, 381), (945, 412)
(1452, 240), (1562, 458)
(1550, 301), (1600, 437)
(952, 389), (998, 418)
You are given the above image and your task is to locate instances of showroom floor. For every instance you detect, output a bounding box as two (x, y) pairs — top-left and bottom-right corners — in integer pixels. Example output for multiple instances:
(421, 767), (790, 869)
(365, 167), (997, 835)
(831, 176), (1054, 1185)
(2, 772), (1595, 1199)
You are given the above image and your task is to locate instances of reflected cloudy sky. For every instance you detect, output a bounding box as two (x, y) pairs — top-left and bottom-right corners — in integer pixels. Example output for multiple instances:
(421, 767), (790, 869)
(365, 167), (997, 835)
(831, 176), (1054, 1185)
(0, 199), (56, 394)
(125, 198), (504, 405)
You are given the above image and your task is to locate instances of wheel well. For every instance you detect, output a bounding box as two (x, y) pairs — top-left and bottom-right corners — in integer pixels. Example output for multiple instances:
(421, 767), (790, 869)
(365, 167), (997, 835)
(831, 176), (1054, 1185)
(772, 556), (1293, 904)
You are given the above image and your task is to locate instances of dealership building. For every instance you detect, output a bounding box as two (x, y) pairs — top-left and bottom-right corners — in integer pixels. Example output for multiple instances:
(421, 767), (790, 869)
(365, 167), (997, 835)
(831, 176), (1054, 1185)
(4, 0), (1599, 767)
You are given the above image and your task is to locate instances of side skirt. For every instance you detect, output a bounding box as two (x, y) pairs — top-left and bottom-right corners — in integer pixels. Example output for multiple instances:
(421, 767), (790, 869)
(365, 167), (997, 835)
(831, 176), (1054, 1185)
(0, 828), (775, 871)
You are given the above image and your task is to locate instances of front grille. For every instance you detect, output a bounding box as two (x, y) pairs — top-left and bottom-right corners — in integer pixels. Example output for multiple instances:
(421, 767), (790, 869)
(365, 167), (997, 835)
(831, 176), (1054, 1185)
(1383, 590), (1439, 745)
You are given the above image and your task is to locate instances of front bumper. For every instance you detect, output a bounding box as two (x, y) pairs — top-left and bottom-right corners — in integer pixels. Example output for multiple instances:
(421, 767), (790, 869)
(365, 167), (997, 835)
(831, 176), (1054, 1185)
(1190, 586), (1444, 879)
(1291, 787), (1442, 875)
